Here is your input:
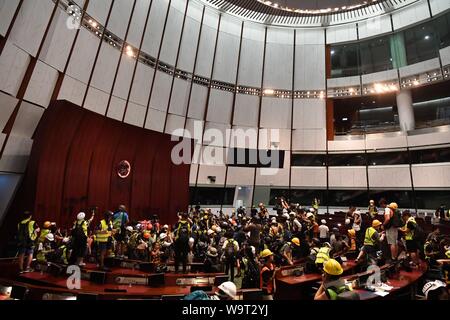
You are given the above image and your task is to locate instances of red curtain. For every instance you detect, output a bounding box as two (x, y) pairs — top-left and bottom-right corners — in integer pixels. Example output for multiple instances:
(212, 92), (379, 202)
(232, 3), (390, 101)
(0, 100), (190, 252)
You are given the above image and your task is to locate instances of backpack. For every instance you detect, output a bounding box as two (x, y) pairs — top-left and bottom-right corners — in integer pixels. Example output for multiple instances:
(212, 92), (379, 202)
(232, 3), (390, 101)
(224, 239), (237, 258)
(72, 221), (87, 242)
(390, 209), (403, 228)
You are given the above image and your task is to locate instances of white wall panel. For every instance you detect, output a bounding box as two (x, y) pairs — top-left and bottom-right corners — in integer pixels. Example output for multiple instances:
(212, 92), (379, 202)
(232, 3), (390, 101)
(57, 75), (87, 106)
(441, 47), (450, 66)
(8, 0), (53, 57)
(141, 0), (169, 58)
(407, 130), (450, 147)
(126, 0), (151, 48)
(358, 15), (392, 39)
(291, 167), (327, 187)
(129, 62), (153, 106)
(189, 163), (198, 183)
(0, 135), (33, 173)
(112, 54), (135, 99)
(233, 94), (259, 127)
(296, 28), (325, 45)
(291, 129), (326, 151)
(145, 107), (166, 132)
(392, 0), (430, 30)
(293, 99), (326, 129)
(399, 58), (440, 78)
(260, 98), (291, 129)
(328, 167), (367, 188)
(264, 28), (293, 90)
(86, 0), (113, 25)
(197, 165), (226, 185)
(10, 102), (44, 138)
(187, 84), (207, 119)
(177, 1), (202, 71)
(0, 0), (21, 37)
(168, 78), (189, 116)
(229, 125), (258, 149)
(213, 16), (241, 83)
(365, 133), (408, 150)
(362, 69), (399, 84)
(24, 61), (58, 107)
(326, 24), (357, 44)
(150, 71), (172, 112)
(165, 113), (185, 135)
(328, 139), (366, 151)
(107, 96), (126, 121)
(238, 22), (264, 87)
(39, 10), (78, 72)
(368, 165), (412, 188)
(107, 0), (133, 39)
(327, 75), (361, 88)
(0, 42), (30, 96)
(255, 152), (290, 186)
(226, 167), (255, 186)
(90, 44), (120, 92)
(430, 0), (450, 15)
(295, 44), (325, 90)
(159, 0), (186, 65)
(124, 102), (146, 127)
(0, 93), (18, 130)
(206, 89), (233, 124)
(195, 9), (219, 78)
(66, 29), (100, 84)
(204, 122), (231, 147)
(84, 87), (109, 115)
(258, 128), (291, 150)
(412, 163), (450, 188)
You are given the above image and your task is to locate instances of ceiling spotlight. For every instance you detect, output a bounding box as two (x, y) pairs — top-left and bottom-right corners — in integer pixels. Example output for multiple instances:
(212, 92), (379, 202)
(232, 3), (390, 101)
(424, 35), (430, 40)
(330, 50), (335, 55)
(342, 117), (348, 121)
(413, 80), (419, 86)
(263, 89), (275, 95)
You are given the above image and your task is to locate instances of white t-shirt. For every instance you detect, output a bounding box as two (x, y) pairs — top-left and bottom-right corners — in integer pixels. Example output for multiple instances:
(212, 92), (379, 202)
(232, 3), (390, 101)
(318, 224), (329, 238)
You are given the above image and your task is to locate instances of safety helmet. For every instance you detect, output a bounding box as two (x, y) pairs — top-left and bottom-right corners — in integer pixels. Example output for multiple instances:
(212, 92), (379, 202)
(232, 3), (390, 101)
(282, 213), (290, 219)
(216, 227), (222, 233)
(372, 220), (382, 228)
(142, 232), (150, 240)
(345, 218), (351, 225)
(323, 242), (331, 248)
(347, 229), (356, 237)
(282, 208), (288, 214)
(206, 247), (218, 258)
(422, 280), (447, 299)
(289, 211), (296, 216)
(189, 237), (195, 245)
(77, 212), (86, 221)
(306, 212), (314, 219)
(323, 259), (343, 276)
(369, 199), (375, 204)
(218, 281), (237, 299)
(321, 219), (326, 224)
(207, 229), (214, 236)
(260, 249), (273, 258)
(291, 237), (300, 246)
(62, 237), (70, 244)
(159, 232), (167, 240)
(126, 226), (133, 232)
(162, 224), (169, 229)
(146, 223), (153, 230)
(309, 208), (315, 213)
(45, 233), (55, 242)
(388, 202), (398, 210)
(43, 221), (51, 229)
(211, 225), (218, 232)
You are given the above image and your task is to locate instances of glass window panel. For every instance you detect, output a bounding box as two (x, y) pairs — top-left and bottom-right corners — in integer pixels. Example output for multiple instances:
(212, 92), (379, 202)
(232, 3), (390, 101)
(190, 187), (234, 205)
(330, 43), (360, 78)
(359, 36), (392, 74)
(404, 21), (439, 65)
(415, 190), (450, 211)
(367, 151), (410, 166)
(368, 190), (414, 208)
(328, 153), (366, 166)
(291, 154), (327, 166)
(327, 190), (368, 207)
(410, 147), (450, 164)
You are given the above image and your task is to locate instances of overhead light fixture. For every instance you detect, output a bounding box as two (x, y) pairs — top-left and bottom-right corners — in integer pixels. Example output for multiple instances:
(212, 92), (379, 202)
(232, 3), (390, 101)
(424, 35), (430, 40)
(342, 117), (348, 121)
(413, 80), (419, 86)
(330, 50), (335, 55)
(263, 89), (275, 95)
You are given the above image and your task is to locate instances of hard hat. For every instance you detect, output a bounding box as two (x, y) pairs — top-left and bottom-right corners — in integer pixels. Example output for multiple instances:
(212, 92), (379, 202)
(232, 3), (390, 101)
(306, 212), (314, 218)
(136, 223), (142, 230)
(345, 218), (351, 225)
(422, 280), (447, 298)
(146, 223), (153, 230)
(323, 259), (343, 276)
(291, 237), (300, 246)
(43, 221), (51, 229)
(143, 232), (150, 240)
(189, 237), (195, 245)
(321, 219), (326, 224)
(388, 202), (398, 210)
(77, 212), (86, 221)
(206, 247), (218, 258)
(369, 200), (375, 204)
(323, 242), (331, 248)
(271, 217), (277, 223)
(372, 219), (382, 228)
(159, 232), (167, 240)
(282, 208), (288, 214)
(260, 249), (273, 258)
(289, 211), (295, 216)
(207, 229), (214, 235)
(211, 225), (218, 232)
(282, 213), (290, 219)
(62, 237), (70, 244)
(309, 208), (315, 213)
(216, 227), (222, 233)
(45, 233), (55, 242)
(163, 224), (169, 229)
(218, 281), (237, 299)
(126, 226), (133, 232)
(347, 229), (356, 237)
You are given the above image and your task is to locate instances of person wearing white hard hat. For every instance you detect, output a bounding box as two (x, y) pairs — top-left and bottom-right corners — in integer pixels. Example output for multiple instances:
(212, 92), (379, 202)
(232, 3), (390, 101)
(70, 211), (93, 267)
(318, 219), (330, 244)
(210, 281), (237, 300)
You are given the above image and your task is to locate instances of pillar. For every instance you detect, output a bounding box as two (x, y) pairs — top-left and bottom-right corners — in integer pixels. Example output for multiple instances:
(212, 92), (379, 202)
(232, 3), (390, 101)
(396, 89), (415, 131)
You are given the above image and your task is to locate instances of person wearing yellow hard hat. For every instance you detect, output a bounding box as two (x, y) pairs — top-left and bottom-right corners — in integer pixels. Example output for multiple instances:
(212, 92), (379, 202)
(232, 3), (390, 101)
(384, 202), (402, 262)
(260, 249), (276, 300)
(314, 259), (359, 300)
(279, 237), (301, 266)
(355, 219), (385, 264)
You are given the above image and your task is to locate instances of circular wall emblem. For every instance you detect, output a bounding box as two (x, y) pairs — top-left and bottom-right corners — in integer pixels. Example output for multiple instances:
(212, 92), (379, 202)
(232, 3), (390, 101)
(117, 160), (131, 178)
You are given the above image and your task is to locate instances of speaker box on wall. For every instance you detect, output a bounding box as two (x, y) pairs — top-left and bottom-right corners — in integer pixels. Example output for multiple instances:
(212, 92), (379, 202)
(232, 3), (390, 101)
(90, 271), (107, 284)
